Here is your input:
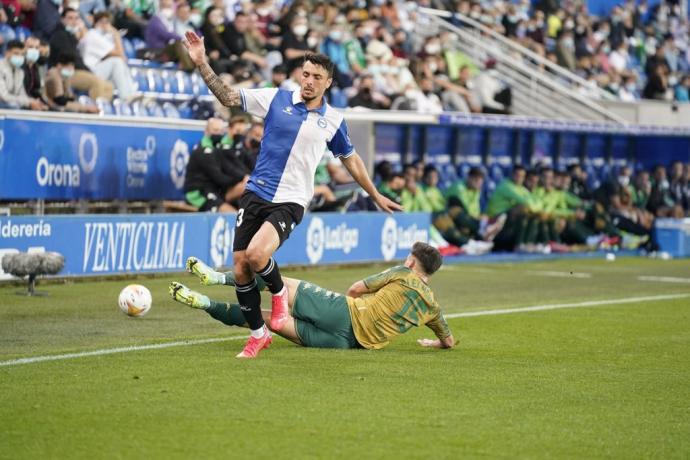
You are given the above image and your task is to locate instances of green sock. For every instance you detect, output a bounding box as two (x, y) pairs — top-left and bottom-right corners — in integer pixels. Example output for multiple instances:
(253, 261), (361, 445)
(222, 272), (267, 291)
(205, 301), (247, 327)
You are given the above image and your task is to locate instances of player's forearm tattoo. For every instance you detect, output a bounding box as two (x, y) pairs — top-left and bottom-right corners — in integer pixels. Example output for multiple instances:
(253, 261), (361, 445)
(198, 62), (241, 107)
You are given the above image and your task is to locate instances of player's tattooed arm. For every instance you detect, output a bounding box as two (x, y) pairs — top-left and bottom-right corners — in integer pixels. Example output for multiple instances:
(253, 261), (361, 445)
(198, 62), (241, 107)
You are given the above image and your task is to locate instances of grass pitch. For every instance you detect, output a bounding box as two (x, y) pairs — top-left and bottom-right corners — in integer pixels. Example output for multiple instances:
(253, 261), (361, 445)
(1, 257), (690, 459)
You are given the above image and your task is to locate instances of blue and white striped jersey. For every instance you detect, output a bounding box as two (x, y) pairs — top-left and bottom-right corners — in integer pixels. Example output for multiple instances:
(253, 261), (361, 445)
(239, 88), (354, 208)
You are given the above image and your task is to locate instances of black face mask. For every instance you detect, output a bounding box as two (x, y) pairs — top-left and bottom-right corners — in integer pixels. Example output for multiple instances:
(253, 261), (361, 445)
(249, 138), (261, 149)
(209, 134), (223, 145)
(233, 134), (244, 144)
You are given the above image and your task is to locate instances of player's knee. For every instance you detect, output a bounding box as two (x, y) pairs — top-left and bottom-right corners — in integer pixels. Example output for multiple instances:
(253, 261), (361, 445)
(245, 245), (269, 270)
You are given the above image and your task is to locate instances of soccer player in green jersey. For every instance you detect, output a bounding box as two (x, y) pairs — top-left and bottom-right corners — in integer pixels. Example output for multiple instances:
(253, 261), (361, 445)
(170, 242), (455, 351)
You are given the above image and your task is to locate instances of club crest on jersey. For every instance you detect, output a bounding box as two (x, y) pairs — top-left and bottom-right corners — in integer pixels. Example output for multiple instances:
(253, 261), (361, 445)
(283, 106), (294, 115)
(317, 118), (327, 128)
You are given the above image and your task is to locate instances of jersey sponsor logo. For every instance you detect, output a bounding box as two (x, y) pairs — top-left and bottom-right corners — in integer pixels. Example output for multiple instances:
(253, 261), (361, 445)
(210, 217), (233, 267)
(306, 216), (359, 264)
(78, 132), (98, 174)
(317, 118), (327, 128)
(278, 221), (286, 232)
(380, 217), (429, 261)
(169, 139), (190, 190)
(282, 106), (294, 115)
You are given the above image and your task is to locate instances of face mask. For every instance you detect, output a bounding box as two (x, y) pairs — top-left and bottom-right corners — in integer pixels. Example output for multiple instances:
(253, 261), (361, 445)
(67, 0), (78, 8)
(617, 175), (630, 187)
(189, 13), (202, 27)
(563, 38), (574, 49)
(232, 134), (243, 144)
(470, 11), (481, 19)
(250, 138), (261, 149)
(209, 134), (223, 145)
(256, 7), (270, 16)
(425, 43), (441, 55)
(603, 45), (611, 53)
(160, 8), (174, 20)
(51, 0), (62, 5)
(307, 36), (318, 48)
(26, 48), (40, 63)
(65, 25), (78, 34)
(9, 55), (25, 68)
(329, 30), (343, 42)
(61, 67), (75, 78)
(404, 89), (417, 99)
(211, 17), (224, 27)
(626, 83), (636, 91)
(609, 82), (620, 91)
(564, 20), (574, 29)
(293, 24), (308, 36)
(668, 75), (678, 86)
(428, 61), (438, 72)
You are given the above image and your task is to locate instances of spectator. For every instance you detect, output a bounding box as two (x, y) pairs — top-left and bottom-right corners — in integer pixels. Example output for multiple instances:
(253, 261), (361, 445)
(143, 0), (194, 71)
(32, 0), (60, 40)
(200, 6), (234, 75)
(44, 52), (99, 113)
(437, 64), (480, 113)
(183, 117), (239, 213)
(669, 161), (688, 212)
(79, 11), (136, 101)
(392, 78), (443, 114)
(568, 163), (590, 200)
(172, 2), (195, 37)
(643, 63), (671, 100)
(555, 29), (576, 71)
(22, 36), (43, 101)
(647, 164), (682, 217)
(0, 39), (47, 110)
(49, 8), (114, 101)
(111, 0), (153, 39)
(225, 120), (263, 173)
(321, 16), (353, 88)
(632, 169), (652, 209)
(78, 0), (106, 27)
(618, 75), (639, 102)
(474, 59), (511, 114)
(348, 73), (390, 110)
(266, 63), (287, 88)
(280, 14), (310, 63)
(222, 12), (269, 75)
(609, 40), (630, 73)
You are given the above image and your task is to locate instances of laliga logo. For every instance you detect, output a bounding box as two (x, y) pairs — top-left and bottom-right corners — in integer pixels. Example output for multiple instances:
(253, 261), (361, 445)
(380, 217), (398, 261)
(306, 217), (325, 264)
(210, 217), (233, 267)
(169, 139), (189, 190)
(78, 132), (98, 174)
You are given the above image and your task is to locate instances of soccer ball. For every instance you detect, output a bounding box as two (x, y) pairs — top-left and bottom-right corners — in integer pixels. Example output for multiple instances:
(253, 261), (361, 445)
(118, 284), (152, 317)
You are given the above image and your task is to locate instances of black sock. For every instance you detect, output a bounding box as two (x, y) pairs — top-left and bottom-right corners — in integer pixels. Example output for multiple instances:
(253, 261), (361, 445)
(205, 301), (247, 327)
(235, 279), (264, 330)
(257, 258), (284, 295)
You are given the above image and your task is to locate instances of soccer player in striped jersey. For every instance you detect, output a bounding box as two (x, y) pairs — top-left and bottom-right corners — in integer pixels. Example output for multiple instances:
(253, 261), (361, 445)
(183, 31), (402, 358)
(171, 242), (455, 351)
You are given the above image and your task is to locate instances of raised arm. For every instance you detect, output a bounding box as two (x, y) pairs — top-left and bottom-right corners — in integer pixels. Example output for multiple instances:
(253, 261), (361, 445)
(183, 31), (241, 107)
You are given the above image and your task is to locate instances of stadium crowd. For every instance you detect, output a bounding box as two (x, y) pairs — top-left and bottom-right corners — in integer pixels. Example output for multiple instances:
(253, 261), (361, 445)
(1, 0), (689, 113)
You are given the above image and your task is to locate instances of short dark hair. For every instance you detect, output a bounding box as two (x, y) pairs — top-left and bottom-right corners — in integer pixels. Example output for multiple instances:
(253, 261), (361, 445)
(6, 40), (23, 51)
(93, 11), (112, 24)
(303, 52), (335, 78)
(57, 52), (76, 65)
(423, 164), (438, 176)
(468, 166), (484, 178)
(376, 160), (394, 181)
(411, 242), (443, 276)
(61, 7), (78, 17)
(512, 165), (526, 174)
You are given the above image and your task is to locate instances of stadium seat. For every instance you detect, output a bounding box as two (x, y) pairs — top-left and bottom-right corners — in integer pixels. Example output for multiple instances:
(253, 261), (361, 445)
(162, 102), (181, 118)
(130, 100), (147, 117)
(0, 24), (16, 41)
(147, 101), (165, 117)
(122, 38), (136, 59)
(96, 98), (114, 115)
(147, 70), (166, 93)
(113, 99), (133, 116)
(14, 26), (30, 41)
(131, 37), (146, 52)
(164, 71), (179, 93)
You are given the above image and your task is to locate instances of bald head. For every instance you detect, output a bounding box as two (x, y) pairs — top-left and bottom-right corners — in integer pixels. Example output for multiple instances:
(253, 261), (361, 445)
(205, 118), (226, 136)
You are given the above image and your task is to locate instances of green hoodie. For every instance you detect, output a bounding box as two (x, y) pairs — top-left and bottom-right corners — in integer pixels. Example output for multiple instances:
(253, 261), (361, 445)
(486, 179), (536, 217)
(445, 181), (481, 218)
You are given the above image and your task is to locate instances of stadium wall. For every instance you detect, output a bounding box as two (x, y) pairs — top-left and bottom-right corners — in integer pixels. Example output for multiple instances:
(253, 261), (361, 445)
(0, 212), (429, 280)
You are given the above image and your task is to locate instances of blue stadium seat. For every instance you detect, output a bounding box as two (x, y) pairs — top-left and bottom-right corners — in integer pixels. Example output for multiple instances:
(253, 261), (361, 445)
(178, 104), (193, 119)
(164, 71), (179, 93)
(133, 70), (149, 91)
(489, 163), (505, 183)
(123, 38), (136, 59)
(14, 26), (31, 41)
(96, 98), (113, 115)
(147, 101), (165, 117)
(130, 100), (147, 117)
(162, 102), (180, 118)
(113, 99), (133, 116)
(0, 24), (16, 42)
(147, 70), (166, 93)
(131, 37), (146, 51)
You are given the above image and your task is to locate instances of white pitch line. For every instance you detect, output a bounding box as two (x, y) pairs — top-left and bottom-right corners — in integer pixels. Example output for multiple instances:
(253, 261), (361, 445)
(2, 293), (689, 368)
(445, 293), (690, 319)
(528, 270), (592, 279)
(0, 336), (248, 367)
(638, 276), (690, 284)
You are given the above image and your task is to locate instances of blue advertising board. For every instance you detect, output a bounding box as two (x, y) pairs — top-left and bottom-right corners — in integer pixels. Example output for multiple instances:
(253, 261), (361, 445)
(0, 117), (203, 200)
(0, 212), (430, 280)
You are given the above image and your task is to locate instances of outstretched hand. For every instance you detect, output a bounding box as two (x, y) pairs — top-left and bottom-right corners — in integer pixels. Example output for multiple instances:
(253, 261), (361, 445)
(373, 193), (404, 214)
(183, 31), (206, 66)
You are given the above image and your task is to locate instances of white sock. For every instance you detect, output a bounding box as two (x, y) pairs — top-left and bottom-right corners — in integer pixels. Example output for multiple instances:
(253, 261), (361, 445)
(250, 326), (266, 338)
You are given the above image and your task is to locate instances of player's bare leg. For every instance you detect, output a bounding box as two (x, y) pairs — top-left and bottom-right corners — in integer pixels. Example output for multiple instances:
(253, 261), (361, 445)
(245, 222), (290, 331)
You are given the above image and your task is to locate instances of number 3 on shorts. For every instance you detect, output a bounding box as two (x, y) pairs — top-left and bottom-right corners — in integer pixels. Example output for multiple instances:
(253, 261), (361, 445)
(236, 208), (244, 227)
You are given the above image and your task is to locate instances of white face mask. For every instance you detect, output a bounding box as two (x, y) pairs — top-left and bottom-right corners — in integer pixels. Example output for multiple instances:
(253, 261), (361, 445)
(256, 7), (270, 16)
(292, 24), (308, 36)
(160, 8), (174, 20)
(307, 36), (318, 48)
(26, 48), (40, 63)
(189, 12), (202, 27)
(329, 30), (343, 42)
(618, 175), (630, 187)
(425, 43), (441, 55)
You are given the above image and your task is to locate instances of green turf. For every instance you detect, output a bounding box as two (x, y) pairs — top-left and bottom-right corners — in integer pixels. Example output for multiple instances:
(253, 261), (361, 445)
(1, 258), (689, 459)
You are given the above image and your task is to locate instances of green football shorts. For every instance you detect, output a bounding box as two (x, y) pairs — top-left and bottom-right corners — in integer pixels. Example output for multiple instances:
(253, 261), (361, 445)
(292, 281), (361, 349)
